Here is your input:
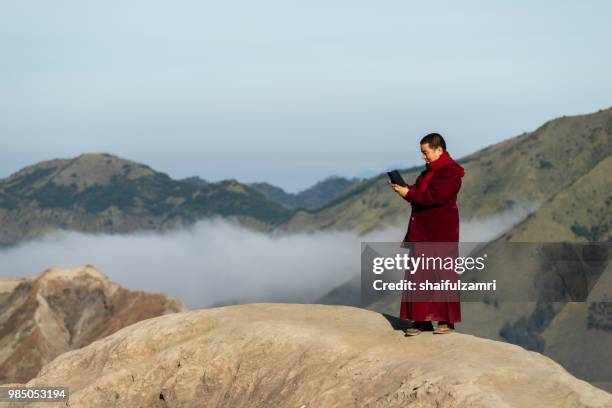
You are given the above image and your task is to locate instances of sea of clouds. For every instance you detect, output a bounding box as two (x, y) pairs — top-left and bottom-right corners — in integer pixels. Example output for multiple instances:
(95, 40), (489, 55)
(0, 202), (539, 309)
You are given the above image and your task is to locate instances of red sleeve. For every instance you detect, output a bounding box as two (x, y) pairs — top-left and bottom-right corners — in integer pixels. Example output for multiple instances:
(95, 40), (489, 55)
(402, 174), (422, 202)
(404, 168), (461, 205)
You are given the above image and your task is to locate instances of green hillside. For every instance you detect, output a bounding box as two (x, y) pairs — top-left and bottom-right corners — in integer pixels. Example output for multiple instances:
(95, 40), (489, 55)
(0, 153), (292, 244)
(275, 107), (612, 236)
(249, 175), (361, 210)
(504, 155), (612, 242)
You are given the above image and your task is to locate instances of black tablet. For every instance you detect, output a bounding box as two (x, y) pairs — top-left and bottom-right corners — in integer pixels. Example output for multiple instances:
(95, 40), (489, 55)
(386, 170), (407, 187)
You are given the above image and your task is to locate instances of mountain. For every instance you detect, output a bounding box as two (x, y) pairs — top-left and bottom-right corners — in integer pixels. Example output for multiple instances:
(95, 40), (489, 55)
(179, 175), (209, 188)
(0, 265), (187, 384)
(182, 175), (362, 210)
(274, 107), (612, 236)
(247, 176), (363, 210)
(455, 151), (612, 391)
(457, 166), (612, 391)
(5, 304), (611, 407)
(504, 154), (611, 242)
(0, 153), (293, 244)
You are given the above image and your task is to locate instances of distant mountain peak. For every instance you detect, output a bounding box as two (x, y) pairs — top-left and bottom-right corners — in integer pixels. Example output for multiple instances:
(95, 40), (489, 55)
(1, 152), (157, 193)
(57, 153), (156, 190)
(245, 175), (362, 210)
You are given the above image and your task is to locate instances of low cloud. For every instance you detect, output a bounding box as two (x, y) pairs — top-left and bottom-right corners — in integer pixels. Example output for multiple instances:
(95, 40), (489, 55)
(0, 217), (362, 309)
(0, 203), (538, 309)
(460, 200), (542, 242)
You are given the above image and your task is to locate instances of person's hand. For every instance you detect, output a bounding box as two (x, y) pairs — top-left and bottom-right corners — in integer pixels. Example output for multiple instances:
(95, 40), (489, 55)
(388, 181), (409, 197)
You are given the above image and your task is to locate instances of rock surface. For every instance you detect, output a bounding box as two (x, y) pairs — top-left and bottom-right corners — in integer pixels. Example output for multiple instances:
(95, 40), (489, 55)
(0, 265), (187, 384)
(6, 303), (612, 407)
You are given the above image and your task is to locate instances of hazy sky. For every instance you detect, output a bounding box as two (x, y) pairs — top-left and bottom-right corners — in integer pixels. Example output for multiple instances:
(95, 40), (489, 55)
(1, 1), (611, 193)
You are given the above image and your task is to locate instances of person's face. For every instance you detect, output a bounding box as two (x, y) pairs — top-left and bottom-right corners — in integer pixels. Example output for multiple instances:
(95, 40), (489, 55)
(420, 143), (444, 164)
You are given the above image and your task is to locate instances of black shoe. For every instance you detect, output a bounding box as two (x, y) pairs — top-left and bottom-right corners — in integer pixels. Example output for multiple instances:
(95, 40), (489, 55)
(414, 321), (433, 331)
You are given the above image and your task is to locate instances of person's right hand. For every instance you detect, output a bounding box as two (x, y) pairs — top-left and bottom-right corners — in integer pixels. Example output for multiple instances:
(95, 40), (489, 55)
(389, 181), (409, 197)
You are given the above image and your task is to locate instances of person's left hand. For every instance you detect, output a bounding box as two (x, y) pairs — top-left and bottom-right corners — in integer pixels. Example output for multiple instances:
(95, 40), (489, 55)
(388, 181), (409, 197)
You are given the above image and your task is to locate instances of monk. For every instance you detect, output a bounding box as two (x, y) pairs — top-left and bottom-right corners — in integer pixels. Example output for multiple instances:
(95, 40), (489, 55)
(389, 133), (465, 335)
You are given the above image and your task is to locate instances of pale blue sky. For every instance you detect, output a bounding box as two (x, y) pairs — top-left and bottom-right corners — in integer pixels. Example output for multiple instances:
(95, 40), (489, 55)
(1, 1), (610, 193)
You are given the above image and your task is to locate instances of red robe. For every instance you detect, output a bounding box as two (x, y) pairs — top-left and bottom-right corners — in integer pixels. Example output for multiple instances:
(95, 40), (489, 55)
(399, 151), (464, 323)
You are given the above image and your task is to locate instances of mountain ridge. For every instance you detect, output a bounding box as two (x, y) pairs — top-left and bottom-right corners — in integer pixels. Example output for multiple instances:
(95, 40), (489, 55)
(274, 106), (612, 236)
(0, 153), (293, 244)
(181, 174), (362, 210)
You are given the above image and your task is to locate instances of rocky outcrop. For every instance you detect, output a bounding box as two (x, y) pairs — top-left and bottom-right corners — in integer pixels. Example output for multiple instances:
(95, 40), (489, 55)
(0, 265), (187, 384)
(5, 303), (611, 407)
